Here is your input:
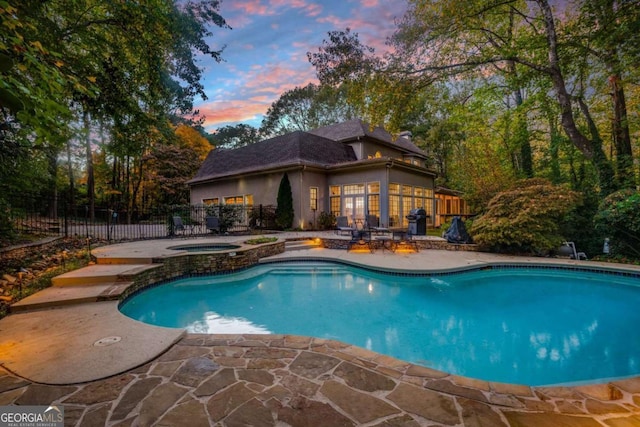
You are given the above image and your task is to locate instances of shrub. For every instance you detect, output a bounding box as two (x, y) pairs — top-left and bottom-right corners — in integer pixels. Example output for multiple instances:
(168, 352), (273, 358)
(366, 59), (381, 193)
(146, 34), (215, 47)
(469, 178), (582, 254)
(594, 189), (640, 258)
(275, 173), (294, 229)
(317, 211), (335, 230)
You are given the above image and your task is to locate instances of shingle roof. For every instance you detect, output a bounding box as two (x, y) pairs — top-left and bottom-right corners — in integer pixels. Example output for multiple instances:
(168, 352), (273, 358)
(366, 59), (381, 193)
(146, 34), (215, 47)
(309, 118), (427, 158)
(188, 130), (357, 184)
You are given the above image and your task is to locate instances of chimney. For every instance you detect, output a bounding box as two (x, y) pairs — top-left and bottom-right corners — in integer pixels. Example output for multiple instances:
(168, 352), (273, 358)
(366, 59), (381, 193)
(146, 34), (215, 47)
(398, 131), (412, 142)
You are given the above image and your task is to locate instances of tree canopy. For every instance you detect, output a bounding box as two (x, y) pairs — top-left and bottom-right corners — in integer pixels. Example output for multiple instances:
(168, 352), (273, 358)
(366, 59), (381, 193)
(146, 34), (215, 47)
(0, 0), (229, 223)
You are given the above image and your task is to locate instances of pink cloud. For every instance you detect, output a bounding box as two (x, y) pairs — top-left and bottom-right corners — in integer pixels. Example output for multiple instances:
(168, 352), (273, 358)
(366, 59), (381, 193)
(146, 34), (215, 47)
(197, 100), (270, 128)
(268, 0), (323, 16)
(315, 12), (399, 54)
(198, 62), (319, 128)
(230, 0), (272, 15)
(360, 0), (379, 6)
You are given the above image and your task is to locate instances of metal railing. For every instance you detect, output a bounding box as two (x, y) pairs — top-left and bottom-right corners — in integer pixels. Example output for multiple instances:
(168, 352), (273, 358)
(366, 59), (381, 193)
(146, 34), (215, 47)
(0, 190), (278, 246)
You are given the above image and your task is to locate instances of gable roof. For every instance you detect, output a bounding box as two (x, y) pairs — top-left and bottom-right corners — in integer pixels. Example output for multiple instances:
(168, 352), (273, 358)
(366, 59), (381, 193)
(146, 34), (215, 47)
(188, 130), (356, 184)
(308, 118), (427, 158)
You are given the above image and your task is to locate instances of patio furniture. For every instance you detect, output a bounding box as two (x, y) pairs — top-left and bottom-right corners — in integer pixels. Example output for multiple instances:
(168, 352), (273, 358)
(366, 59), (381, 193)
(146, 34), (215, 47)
(172, 216), (193, 236)
(205, 216), (221, 234)
(335, 216), (355, 235)
(365, 215), (390, 234)
(347, 229), (375, 253)
(393, 230), (419, 252)
(375, 235), (395, 252)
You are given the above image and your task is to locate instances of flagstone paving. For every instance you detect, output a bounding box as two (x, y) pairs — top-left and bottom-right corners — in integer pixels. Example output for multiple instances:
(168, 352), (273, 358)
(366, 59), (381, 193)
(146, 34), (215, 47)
(2, 334), (640, 426)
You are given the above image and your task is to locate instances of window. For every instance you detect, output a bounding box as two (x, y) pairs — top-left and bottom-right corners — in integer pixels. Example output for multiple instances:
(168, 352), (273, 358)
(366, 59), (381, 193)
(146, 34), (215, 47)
(343, 184), (365, 195)
(203, 198), (219, 205)
(402, 185), (413, 196)
(244, 194), (254, 206)
(389, 183), (400, 194)
(330, 185), (341, 216)
(224, 196), (244, 205)
(389, 195), (400, 227)
(368, 182), (380, 194)
(368, 195), (380, 217)
(402, 197), (413, 226)
(310, 187), (318, 210)
(330, 196), (341, 217)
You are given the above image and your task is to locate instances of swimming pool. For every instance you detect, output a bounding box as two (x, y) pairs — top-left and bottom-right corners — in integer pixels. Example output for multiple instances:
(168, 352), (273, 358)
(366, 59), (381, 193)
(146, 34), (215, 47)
(119, 261), (640, 386)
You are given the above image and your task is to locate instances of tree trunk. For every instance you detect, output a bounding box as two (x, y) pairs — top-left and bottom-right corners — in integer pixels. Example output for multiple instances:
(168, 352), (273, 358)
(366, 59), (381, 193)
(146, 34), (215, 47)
(46, 146), (58, 218)
(83, 111), (95, 221)
(535, 0), (616, 194)
(546, 108), (562, 184)
(609, 73), (636, 188)
(66, 139), (76, 216)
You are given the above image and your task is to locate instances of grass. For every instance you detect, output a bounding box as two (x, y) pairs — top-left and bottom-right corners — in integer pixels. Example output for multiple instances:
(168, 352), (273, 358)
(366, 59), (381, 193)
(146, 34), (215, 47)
(245, 236), (279, 245)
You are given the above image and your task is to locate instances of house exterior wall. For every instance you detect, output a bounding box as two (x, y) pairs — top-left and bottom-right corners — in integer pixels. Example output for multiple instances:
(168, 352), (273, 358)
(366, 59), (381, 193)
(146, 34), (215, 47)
(190, 168), (333, 230)
(357, 140), (405, 160)
(190, 173), (283, 206)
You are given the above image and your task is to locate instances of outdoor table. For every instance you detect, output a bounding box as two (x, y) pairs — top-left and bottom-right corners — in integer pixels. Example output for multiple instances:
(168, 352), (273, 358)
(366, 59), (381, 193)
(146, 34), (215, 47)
(375, 236), (395, 252)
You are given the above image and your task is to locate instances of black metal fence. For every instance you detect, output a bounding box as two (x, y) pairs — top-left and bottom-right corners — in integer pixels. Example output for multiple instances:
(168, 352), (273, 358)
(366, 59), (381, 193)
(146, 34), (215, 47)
(1, 190), (278, 246)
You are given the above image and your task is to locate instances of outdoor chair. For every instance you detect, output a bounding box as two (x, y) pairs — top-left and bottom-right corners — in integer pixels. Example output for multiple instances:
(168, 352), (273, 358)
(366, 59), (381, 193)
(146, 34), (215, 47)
(205, 216), (221, 234)
(335, 216), (355, 235)
(365, 214), (389, 234)
(347, 228), (374, 253)
(172, 216), (192, 236)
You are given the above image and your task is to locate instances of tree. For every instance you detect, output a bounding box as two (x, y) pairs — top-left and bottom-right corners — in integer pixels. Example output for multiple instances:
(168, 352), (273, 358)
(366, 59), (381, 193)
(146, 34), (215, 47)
(260, 83), (357, 137)
(0, 0), (230, 229)
(209, 124), (260, 149)
(309, 1), (634, 195)
(175, 124), (211, 160)
(275, 173), (294, 230)
(594, 190), (640, 257)
(470, 179), (582, 254)
(144, 144), (201, 206)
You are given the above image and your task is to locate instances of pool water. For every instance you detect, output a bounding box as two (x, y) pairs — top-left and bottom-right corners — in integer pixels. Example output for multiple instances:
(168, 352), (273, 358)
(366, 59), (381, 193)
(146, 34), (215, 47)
(119, 261), (640, 386)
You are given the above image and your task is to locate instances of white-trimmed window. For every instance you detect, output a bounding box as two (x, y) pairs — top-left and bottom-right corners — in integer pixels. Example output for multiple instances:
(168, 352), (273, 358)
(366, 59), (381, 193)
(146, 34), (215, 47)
(310, 187), (318, 210)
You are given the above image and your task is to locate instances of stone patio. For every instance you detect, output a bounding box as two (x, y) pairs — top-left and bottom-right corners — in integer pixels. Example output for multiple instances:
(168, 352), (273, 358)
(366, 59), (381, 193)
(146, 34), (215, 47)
(2, 334), (640, 426)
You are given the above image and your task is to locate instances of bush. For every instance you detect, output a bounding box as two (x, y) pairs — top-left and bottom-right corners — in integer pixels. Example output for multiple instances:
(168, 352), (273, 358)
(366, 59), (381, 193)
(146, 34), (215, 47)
(594, 189), (640, 258)
(470, 178), (582, 254)
(275, 173), (294, 229)
(317, 211), (335, 230)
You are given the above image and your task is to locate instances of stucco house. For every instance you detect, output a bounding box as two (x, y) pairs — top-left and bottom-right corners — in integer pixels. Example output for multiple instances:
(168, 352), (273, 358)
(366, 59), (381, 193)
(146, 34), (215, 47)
(187, 119), (437, 230)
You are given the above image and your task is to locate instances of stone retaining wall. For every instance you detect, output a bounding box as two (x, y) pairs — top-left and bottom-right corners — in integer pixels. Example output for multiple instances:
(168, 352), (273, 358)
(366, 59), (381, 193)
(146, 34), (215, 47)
(122, 241), (285, 299)
(321, 238), (479, 252)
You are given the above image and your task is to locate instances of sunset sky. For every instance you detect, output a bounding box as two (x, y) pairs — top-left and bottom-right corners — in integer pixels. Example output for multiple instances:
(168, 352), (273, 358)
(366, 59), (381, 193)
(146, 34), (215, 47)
(195, 0), (408, 132)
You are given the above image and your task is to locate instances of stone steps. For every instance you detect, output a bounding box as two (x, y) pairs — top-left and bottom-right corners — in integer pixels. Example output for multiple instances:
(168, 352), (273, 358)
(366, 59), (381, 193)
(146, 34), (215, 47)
(10, 282), (131, 313)
(51, 264), (160, 287)
(285, 239), (322, 252)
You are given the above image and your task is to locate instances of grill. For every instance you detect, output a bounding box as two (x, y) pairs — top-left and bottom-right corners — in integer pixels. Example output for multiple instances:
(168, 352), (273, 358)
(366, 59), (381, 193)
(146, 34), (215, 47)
(406, 208), (427, 236)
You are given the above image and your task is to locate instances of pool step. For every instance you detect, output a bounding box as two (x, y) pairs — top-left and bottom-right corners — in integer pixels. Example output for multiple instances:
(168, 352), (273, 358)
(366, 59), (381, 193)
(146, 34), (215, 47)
(285, 239), (322, 252)
(10, 282), (130, 313)
(95, 256), (155, 265)
(51, 264), (161, 287)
